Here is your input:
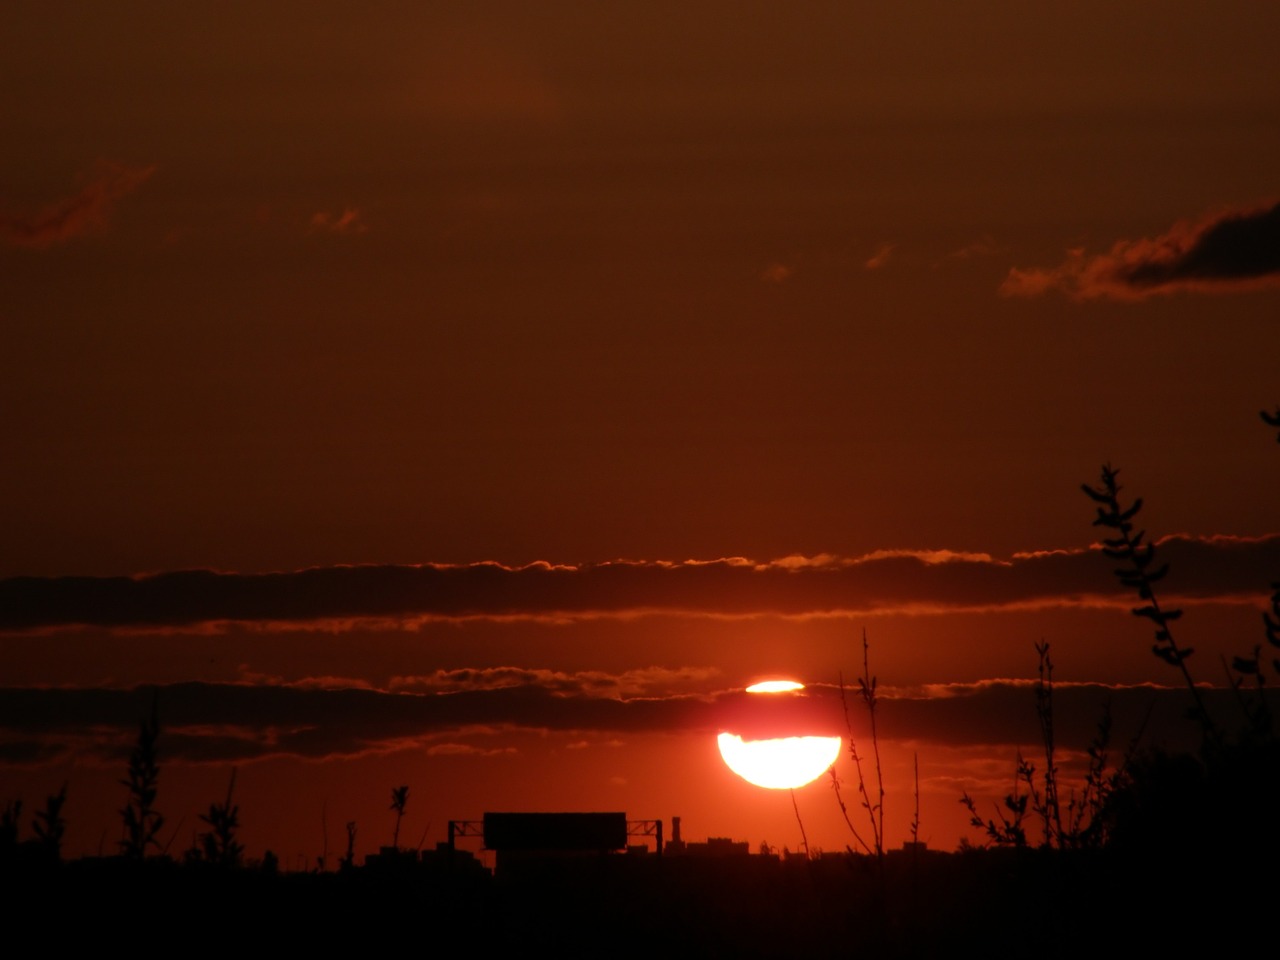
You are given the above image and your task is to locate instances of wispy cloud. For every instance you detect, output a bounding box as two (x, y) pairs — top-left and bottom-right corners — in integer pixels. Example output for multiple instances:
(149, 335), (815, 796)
(309, 206), (367, 235)
(760, 262), (794, 283)
(864, 242), (895, 270)
(2, 536), (1274, 632)
(0, 161), (156, 249)
(1001, 200), (1280, 300)
(938, 235), (1000, 264)
(425, 742), (517, 757)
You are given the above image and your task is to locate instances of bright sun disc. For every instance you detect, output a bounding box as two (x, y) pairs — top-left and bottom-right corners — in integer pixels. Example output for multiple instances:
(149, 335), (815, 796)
(717, 732), (842, 789)
(745, 679), (804, 694)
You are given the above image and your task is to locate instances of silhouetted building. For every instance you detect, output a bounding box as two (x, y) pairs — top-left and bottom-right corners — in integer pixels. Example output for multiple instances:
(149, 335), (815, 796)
(662, 817), (750, 858)
(664, 815), (687, 855)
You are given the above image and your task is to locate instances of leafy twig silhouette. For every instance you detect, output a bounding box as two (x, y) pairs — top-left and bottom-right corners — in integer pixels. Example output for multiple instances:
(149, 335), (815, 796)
(1081, 464), (1219, 744)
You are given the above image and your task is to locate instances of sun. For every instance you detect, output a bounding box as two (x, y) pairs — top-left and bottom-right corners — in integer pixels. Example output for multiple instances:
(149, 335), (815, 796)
(744, 679), (803, 694)
(717, 732), (842, 789)
(717, 679), (842, 789)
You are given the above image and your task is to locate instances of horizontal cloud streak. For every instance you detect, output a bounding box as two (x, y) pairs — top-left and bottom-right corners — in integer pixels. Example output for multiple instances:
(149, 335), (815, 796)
(388, 666), (721, 699)
(1001, 200), (1280, 300)
(2, 536), (1276, 632)
(0, 679), (1264, 767)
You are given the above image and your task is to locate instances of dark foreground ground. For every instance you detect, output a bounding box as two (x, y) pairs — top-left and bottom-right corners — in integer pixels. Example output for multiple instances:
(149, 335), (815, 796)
(4, 843), (1268, 958)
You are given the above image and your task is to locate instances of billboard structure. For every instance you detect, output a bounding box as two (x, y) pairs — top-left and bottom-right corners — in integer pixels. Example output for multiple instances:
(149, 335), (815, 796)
(482, 812), (629, 852)
(448, 812), (663, 875)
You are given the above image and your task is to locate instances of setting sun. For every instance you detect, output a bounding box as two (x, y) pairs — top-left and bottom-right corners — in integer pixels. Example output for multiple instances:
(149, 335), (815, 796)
(717, 732), (842, 789)
(718, 679), (842, 788)
(745, 680), (804, 694)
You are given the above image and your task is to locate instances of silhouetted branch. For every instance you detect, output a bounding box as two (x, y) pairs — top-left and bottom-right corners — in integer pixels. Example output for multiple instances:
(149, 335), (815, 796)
(1082, 465), (1219, 744)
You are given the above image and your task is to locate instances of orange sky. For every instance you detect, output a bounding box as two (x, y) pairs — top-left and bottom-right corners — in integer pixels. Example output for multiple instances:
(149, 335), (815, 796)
(2, 3), (1279, 861)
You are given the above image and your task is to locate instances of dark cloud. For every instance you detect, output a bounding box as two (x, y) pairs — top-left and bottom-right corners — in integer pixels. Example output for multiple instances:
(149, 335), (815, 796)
(879, 681), (1195, 754)
(2, 536), (1275, 632)
(1001, 200), (1280, 300)
(388, 666), (721, 698)
(0, 677), (1267, 767)
(0, 681), (721, 765)
(0, 161), (156, 248)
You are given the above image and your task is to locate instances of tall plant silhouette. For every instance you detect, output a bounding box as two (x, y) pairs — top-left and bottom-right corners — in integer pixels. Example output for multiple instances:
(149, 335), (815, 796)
(198, 770), (243, 868)
(963, 641), (1129, 850)
(341, 821), (357, 871)
(120, 698), (164, 860)
(832, 630), (885, 859)
(32, 783), (68, 861)
(390, 785), (409, 850)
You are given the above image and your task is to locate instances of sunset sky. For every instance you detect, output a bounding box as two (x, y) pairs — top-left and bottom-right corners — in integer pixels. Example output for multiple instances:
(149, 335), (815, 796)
(3, 3), (1279, 863)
